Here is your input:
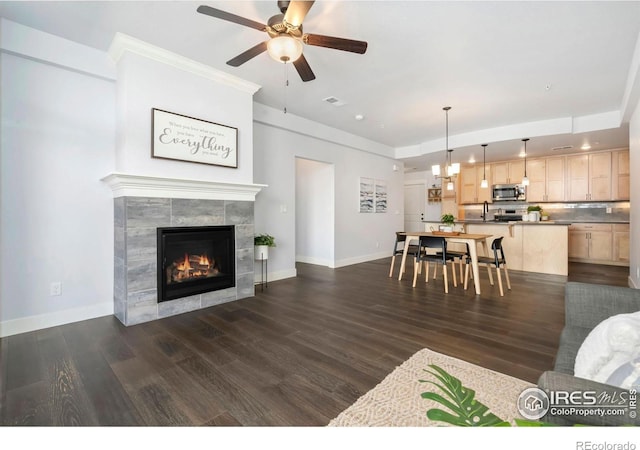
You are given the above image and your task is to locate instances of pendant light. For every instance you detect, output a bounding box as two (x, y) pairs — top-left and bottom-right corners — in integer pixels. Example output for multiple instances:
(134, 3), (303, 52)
(431, 106), (459, 189)
(521, 138), (530, 186)
(480, 144), (488, 188)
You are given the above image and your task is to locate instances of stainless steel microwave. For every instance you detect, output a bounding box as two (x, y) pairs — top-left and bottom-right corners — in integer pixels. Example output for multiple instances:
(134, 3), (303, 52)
(492, 184), (526, 201)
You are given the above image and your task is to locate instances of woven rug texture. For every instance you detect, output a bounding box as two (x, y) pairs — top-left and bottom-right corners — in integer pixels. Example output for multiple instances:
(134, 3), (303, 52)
(328, 348), (534, 426)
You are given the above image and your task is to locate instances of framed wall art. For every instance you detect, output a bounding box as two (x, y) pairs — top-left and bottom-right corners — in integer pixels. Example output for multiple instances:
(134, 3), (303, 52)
(151, 108), (238, 168)
(359, 177), (374, 213)
(375, 179), (387, 213)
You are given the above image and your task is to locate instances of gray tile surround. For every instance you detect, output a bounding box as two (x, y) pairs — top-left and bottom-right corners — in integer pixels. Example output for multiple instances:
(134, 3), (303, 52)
(113, 197), (255, 326)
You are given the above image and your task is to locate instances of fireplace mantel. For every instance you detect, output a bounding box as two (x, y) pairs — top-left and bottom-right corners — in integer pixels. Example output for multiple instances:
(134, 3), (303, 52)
(102, 173), (266, 201)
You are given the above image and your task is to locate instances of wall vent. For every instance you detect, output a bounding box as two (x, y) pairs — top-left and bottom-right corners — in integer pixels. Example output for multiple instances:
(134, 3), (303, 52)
(323, 96), (346, 106)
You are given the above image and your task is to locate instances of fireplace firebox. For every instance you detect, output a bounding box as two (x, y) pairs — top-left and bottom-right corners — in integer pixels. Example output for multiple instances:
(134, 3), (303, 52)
(157, 226), (235, 302)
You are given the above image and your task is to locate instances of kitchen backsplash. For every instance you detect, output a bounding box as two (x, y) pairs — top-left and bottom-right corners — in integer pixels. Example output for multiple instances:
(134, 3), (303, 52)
(460, 201), (630, 222)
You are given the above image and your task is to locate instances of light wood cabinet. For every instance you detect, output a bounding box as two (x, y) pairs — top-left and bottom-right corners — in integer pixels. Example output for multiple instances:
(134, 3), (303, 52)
(523, 157), (566, 202)
(567, 153), (611, 201)
(613, 224), (630, 263)
(569, 223), (613, 264)
(545, 156), (566, 202)
(525, 159), (547, 202)
(612, 150), (630, 200)
(492, 160), (525, 185)
(459, 165), (491, 204)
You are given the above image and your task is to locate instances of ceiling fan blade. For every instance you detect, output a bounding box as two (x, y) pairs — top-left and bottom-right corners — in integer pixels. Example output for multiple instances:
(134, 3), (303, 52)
(304, 33), (368, 54)
(226, 42), (269, 67)
(197, 5), (266, 32)
(293, 54), (316, 82)
(284, 1), (315, 28)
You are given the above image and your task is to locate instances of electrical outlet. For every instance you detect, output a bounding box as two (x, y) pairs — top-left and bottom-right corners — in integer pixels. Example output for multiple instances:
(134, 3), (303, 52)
(50, 282), (62, 296)
(606, 207), (612, 214)
(376, 242), (380, 248)
(637, 267), (640, 279)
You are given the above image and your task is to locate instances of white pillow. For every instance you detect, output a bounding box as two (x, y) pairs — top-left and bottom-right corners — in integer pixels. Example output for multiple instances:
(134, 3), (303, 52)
(574, 311), (640, 385)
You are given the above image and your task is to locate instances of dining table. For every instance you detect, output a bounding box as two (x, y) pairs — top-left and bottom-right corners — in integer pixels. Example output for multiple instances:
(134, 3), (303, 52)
(397, 231), (493, 295)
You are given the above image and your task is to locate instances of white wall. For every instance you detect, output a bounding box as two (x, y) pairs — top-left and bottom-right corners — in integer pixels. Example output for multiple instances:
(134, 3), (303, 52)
(0, 22), (117, 336)
(0, 22), (261, 336)
(295, 158), (335, 266)
(254, 104), (403, 278)
(629, 96), (640, 288)
(110, 36), (257, 183)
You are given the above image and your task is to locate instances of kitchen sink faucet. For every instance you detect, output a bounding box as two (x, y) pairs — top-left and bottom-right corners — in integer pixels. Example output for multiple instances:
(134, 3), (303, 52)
(482, 201), (489, 222)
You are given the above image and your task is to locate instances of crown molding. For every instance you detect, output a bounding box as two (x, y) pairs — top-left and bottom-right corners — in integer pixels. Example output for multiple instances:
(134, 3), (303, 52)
(107, 32), (261, 95)
(101, 173), (266, 201)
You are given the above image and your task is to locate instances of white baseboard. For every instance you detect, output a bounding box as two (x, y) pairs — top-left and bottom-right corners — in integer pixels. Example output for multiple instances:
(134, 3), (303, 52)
(296, 252), (389, 269)
(295, 255), (333, 267)
(333, 251), (390, 268)
(254, 268), (297, 284)
(0, 302), (114, 338)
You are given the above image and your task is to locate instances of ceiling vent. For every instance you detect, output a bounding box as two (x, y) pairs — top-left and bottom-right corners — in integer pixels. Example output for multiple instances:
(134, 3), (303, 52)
(552, 145), (573, 151)
(323, 96), (346, 106)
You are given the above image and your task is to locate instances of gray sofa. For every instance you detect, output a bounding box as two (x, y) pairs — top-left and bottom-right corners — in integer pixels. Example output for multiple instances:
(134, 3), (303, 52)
(537, 281), (640, 426)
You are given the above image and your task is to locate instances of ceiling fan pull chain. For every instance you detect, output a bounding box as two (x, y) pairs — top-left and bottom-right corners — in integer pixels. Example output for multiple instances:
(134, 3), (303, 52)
(283, 62), (289, 114)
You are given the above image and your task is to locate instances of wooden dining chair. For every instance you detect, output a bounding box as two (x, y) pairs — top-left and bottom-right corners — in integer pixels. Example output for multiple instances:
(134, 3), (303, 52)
(464, 236), (511, 296)
(389, 232), (421, 277)
(413, 236), (458, 293)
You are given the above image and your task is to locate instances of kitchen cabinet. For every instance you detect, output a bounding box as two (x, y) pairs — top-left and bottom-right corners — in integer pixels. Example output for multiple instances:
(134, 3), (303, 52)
(613, 224), (630, 263)
(524, 159), (547, 203)
(545, 156), (566, 202)
(568, 223), (613, 263)
(459, 165), (492, 204)
(526, 156), (566, 203)
(492, 160), (525, 185)
(566, 152), (611, 201)
(611, 150), (630, 201)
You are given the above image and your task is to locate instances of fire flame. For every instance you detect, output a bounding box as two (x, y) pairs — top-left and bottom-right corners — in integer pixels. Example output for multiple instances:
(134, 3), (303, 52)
(177, 253), (191, 271)
(199, 255), (209, 266)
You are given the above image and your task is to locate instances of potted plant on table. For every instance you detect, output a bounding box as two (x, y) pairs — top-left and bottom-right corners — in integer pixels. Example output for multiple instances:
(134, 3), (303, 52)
(254, 234), (276, 260)
(440, 214), (456, 232)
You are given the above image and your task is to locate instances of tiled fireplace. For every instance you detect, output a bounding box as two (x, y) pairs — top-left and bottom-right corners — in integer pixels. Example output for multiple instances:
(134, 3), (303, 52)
(103, 174), (264, 326)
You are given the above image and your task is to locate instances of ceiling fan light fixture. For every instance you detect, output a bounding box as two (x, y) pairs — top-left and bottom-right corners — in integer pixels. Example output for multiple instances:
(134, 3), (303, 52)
(267, 35), (303, 63)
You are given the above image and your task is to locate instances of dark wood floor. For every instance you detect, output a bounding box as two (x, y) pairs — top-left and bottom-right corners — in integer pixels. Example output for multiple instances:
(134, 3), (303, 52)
(0, 260), (629, 426)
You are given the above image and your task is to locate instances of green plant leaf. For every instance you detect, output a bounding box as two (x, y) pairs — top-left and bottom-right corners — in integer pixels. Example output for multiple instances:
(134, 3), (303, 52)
(419, 364), (510, 427)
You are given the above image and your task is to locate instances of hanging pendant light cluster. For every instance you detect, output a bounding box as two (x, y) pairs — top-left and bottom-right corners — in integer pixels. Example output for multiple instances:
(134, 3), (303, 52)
(431, 106), (460, 191)
(521, 138), (530, 186)
(480, 144), (488, 188)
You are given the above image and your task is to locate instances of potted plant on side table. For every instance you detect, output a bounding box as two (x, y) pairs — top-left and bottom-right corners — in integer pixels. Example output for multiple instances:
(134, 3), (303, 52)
(254, 233), (276, 260)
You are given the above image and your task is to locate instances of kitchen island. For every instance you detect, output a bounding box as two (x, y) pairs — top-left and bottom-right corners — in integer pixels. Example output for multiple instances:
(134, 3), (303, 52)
(423, 220), (569, 276)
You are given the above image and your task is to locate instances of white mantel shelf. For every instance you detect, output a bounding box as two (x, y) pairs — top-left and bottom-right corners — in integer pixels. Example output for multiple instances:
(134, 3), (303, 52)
(101, 173), (267, 201)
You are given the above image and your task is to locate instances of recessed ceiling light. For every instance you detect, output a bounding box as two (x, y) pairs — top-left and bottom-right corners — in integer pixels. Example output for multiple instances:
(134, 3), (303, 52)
(581, 144), (591, 150)
(468, 156), (476, 164)
(355, 114), (364, 121)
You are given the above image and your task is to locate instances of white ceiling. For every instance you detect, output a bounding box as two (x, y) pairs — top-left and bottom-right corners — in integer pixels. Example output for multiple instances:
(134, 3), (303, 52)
(1, 1), (639, 171)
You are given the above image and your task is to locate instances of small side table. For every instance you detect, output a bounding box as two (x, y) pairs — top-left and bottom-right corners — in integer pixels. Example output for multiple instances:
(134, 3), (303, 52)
(255, 247), (269, 292)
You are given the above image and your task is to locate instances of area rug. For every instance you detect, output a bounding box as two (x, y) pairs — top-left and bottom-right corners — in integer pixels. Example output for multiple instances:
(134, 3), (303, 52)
(328, 348), (534, 426)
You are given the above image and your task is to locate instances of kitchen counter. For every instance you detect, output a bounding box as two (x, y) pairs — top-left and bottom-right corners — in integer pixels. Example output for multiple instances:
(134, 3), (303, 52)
(422, 220), (569, 276)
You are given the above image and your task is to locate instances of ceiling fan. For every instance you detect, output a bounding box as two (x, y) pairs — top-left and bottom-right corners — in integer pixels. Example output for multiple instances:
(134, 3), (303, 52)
(197, 0), (368, 82)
